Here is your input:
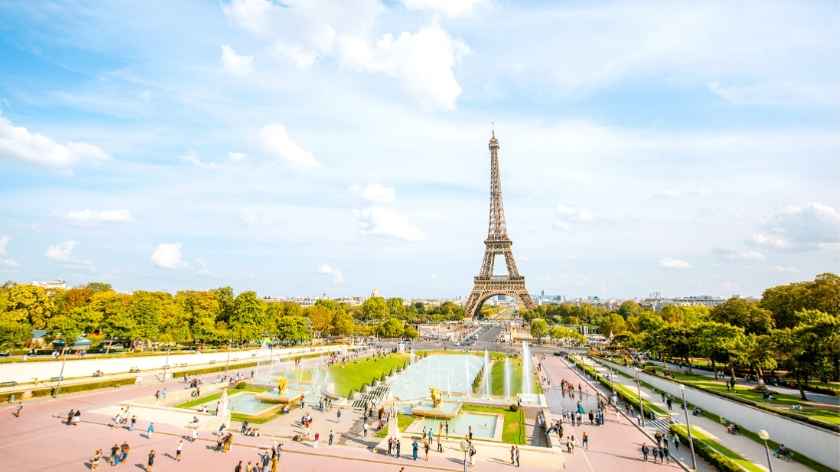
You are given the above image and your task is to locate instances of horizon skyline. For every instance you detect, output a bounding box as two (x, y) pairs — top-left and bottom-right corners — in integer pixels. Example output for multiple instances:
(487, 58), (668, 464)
(1, 1), (839, 299)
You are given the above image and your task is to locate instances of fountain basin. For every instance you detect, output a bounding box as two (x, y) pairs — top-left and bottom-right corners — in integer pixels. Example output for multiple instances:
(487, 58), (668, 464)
(255, 389), (305, 405)
(411, 401), (462, 419)
(406, 412), (502, 441)
(193, 392), (284, 422)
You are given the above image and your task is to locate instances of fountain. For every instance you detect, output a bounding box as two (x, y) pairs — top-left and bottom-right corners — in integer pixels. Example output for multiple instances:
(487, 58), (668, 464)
(411, 387), (463, 419)
(483, 350), (491, 398)
(410, 349), (416, 364)
(464, 356), (471, 399)
(504, 357), (512, 400)
(522, 341), (532, 395)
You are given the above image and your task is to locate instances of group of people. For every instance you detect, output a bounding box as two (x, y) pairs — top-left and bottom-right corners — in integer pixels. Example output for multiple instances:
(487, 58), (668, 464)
(240, 420), (261, 437)
(66, 408), (82, 426)
(641, 431), (677, 463)
(89, 441), (131, 470)
(233, 443), (281, 472)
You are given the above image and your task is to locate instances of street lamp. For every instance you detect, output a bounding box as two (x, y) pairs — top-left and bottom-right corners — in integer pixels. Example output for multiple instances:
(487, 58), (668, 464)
(680, 384), (697, 470)
(758, 430), (774, 472)
(634, 367), (645, 427)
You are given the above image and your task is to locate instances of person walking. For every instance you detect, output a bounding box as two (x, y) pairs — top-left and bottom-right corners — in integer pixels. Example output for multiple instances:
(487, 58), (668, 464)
(130, 415), (137, 431)
(91, 449), (102, 471)
(662, 444), (670, 463)
(514, 445), (520, 467)
(510, 445), (516, 465)
(582, 432), (589, 449)
(362, 422), (368, 437)
(13, 402), (23, 418)
(328, 429), (334, 446)
(424, 439), (430, 461)
(412, 438), (419, 460)
(120, 442), (130, 464)
(146, 421), (155, 439)
(337, 408), (342, 421)
(641, 443), (649, 462)
(175, 439), (184, 462)
(146, 450), (155, 472)
(110, 444), (120, 465)
(191, 428), (199, 442)
(234, 460), (243, 472)
(396, 439), (401, 458)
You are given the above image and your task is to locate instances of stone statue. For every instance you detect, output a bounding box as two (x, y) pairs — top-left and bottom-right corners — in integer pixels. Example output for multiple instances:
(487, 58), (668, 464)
(277, 377), (288, 394)
(430, 387), (442, 408)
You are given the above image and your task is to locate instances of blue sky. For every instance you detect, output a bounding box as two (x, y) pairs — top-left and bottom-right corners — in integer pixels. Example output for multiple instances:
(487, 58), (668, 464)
(1, 0), (839, 299)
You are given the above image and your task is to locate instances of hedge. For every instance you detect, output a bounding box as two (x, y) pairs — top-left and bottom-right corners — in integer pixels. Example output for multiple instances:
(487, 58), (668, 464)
(570, 355), (668, 417)
(0, 376), (137, 403)
(670, 424), (764, 472)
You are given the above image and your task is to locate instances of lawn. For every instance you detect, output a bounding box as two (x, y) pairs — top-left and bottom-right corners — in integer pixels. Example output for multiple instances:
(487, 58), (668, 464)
(462, 403), (525, 444)
(175, 384), (269, 409)
(489, 357), (542, 396)
(328, 353), (409, 398)
(671, 424), (764, 472)
(376, 414), (416, 438)
(668, 371), (840, 427)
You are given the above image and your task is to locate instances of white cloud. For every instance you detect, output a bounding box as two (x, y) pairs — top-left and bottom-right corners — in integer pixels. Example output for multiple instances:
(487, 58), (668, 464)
(228, 152), (246, 162)
(221, 45), (254, 77)
(0, 236), (10, 257)
(708, 81), (840, 107)
(223, 0), (273, 35)
(318, 263), (344, 285)
(0, 114), (108, 168)
(259, 124), (320, 168)
(65, 209), (133, 224)
(402, 0), (483, 18)
(46, 240), (77, 261)
(46, 240), (94, 270)
(180, 150), (219, 169)
(151, 243), (183, 269)
(553, 204), (594, 230)
(751, 233), (789, 250)
(354, 207), (424, 241)
(713, 248), (765, 261)
(659, 258), (691, 269)
(352, 183), (396, 204)
(0, 236), (18, 268)
(752, 202), (840, 251)
(339, 23), (468, 110)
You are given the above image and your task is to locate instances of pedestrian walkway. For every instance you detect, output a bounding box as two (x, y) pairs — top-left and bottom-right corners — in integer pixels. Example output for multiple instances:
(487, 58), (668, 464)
(647, 359), (839, 407)
(540, 355), (693, 472)
(580, 356), (813, 472)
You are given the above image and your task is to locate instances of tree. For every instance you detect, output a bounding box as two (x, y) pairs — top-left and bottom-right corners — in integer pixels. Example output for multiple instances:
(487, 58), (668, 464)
(85, 282), (112, 293)
(376, 318), (405, 338)
(276, 316), (312, 344)
(598, 313), (627, 336)
(332, 311), (354, 336)
(211, 287), (235, 323)
(308, 305), (333, 336)
(128, 292), (164, 344)
(230, 291), (266, 343)
(618, 301), (642, 319)
(404, 325), (419, 339)
(178, 291), (222, 345)
(361, 296), (388, 321)
(550, 325), (586, 345)
(530, 318), (549, 340)
(761, 273), (840, 329)
(386, 298), (405, 318)
(5, 285), (55, 329)
(711, 297), (774, 335)
(46, 314), (82, 351)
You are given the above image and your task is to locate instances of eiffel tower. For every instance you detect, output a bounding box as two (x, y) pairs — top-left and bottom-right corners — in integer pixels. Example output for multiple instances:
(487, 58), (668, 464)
(464, 131), (535, 318)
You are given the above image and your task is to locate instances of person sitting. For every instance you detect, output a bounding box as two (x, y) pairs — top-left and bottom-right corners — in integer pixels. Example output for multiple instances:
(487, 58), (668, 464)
(692, 407), (702, 416)
(726, 423), (738, 434)
(774, 444), (790, 459)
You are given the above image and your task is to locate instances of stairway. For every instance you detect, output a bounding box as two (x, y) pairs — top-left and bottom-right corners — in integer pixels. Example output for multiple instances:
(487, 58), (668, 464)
(352, 382), (390, 410)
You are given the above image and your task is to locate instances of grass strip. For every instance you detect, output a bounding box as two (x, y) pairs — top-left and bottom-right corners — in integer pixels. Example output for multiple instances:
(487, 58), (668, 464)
(671, 424), (764, 472)
(327, 353), (409, 398)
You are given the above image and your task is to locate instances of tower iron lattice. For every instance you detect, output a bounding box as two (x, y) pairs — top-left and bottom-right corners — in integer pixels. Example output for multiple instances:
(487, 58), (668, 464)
(464, 131), (535, 318)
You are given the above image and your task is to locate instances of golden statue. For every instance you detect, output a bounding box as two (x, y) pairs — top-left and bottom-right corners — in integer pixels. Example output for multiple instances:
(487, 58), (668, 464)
(277, 377), (288, 394)
(430, 387), (442, 408)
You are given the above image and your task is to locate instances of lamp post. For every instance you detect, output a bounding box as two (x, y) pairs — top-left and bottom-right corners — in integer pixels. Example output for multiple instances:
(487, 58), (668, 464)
(680, 384), (697, 470)
(758, 429), (774, 472)
(54, 345), (68, 397)
(634, 367), (645, 426)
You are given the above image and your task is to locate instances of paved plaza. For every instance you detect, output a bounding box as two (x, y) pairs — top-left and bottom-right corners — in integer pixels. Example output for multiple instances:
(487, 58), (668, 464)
(0, 352), (721, 472)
